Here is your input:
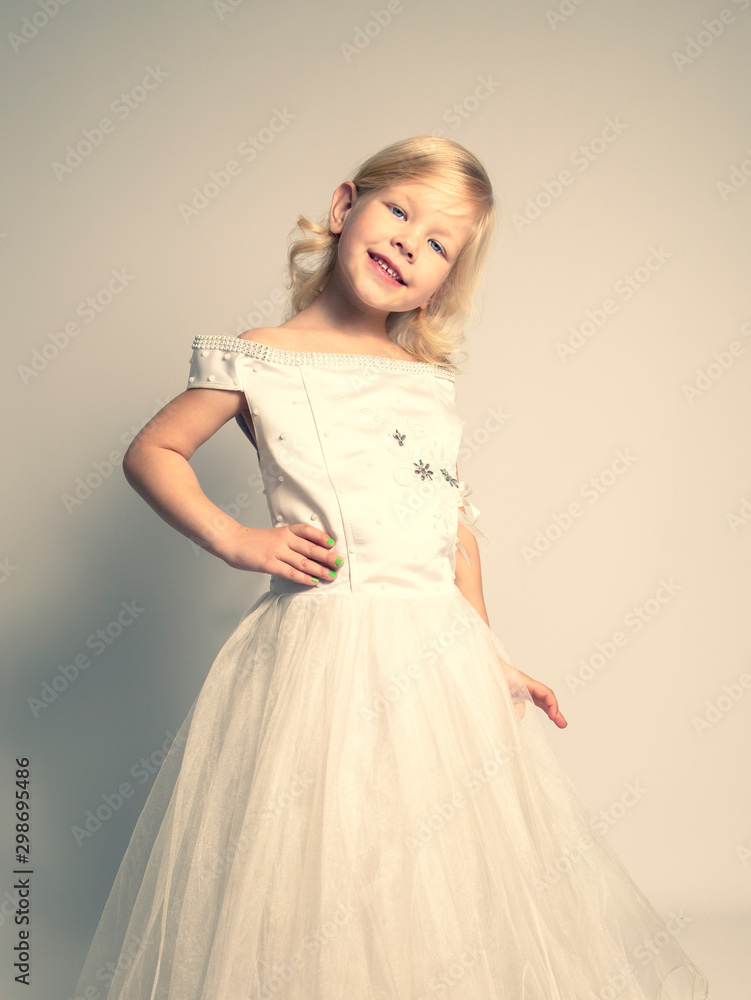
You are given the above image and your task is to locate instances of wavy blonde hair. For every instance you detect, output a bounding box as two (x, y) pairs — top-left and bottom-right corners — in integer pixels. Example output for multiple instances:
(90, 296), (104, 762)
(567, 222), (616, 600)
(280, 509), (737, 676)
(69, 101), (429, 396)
(282, 135), (497, 371)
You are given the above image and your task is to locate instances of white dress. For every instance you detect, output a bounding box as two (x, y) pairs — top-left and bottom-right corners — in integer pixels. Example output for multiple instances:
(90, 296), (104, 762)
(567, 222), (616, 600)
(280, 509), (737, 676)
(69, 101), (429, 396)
(72, 335), (709, 999)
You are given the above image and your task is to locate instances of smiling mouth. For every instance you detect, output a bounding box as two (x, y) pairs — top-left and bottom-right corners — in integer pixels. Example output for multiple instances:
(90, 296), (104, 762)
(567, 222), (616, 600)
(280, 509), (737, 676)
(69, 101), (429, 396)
(368, 252), (406, 285)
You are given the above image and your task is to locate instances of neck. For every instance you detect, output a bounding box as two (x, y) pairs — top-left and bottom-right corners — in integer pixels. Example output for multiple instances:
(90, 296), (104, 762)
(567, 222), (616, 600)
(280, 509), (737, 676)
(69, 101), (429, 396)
(293, 276), (395, 344)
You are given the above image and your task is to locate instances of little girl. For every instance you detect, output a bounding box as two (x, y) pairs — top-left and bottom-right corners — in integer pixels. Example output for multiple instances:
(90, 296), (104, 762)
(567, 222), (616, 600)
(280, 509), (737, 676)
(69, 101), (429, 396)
(72, 136), (708, 999)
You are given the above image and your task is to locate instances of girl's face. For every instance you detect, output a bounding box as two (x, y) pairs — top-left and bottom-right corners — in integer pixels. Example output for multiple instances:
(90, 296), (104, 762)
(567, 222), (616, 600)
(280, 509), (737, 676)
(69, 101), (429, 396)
(328, 178), (476, 316)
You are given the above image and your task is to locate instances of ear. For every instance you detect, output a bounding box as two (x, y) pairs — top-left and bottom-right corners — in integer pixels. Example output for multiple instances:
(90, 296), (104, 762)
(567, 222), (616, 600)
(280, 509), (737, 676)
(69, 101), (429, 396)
(328, 181), (358, 235)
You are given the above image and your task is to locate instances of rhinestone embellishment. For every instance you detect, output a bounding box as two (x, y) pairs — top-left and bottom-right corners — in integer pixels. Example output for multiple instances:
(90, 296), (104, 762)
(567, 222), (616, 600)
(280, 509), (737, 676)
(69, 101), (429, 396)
(190, 334), (456, 382)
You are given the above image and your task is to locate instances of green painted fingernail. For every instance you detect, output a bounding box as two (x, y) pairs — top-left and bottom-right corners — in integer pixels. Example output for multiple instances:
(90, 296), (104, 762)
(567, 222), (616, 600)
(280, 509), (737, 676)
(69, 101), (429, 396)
(326, 537), (335, 546)
(328, 568), (337, 578)
(334, 557), (343, 567)
(311, 577), (319, 583)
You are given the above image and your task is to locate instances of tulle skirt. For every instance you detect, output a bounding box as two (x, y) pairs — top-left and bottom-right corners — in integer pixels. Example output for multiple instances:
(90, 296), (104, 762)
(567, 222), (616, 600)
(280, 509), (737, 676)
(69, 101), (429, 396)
(72, 587), (709, 999)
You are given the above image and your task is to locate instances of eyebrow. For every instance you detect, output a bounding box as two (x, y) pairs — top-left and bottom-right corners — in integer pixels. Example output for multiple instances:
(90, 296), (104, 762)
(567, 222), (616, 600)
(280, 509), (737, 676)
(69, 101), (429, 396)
(388, 190), (456, 242)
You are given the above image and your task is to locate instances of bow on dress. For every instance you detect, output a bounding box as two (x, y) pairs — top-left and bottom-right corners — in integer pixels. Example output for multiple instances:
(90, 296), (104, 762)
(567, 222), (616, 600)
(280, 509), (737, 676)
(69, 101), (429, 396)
(455, 480), (485, 568)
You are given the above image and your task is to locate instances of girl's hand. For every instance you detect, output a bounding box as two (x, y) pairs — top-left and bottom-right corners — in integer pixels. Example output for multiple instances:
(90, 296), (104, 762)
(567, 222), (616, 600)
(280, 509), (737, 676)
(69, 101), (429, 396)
(517, 669), (568, 728)
(219, 523), (344, 586)
(496, 656), (568, 727)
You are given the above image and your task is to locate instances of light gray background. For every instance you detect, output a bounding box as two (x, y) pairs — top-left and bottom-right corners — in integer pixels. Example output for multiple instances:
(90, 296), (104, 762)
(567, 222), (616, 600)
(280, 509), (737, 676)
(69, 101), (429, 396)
(1, 0), (749, 996)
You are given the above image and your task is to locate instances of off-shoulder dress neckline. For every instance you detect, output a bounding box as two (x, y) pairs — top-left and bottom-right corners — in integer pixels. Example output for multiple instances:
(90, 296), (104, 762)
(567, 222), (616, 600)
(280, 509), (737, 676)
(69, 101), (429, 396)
(191, 334), (457, 381)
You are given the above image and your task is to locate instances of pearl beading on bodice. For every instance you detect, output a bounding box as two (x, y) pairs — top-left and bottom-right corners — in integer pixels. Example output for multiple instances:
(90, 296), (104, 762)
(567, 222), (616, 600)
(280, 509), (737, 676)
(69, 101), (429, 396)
(186, 335), (481, 595)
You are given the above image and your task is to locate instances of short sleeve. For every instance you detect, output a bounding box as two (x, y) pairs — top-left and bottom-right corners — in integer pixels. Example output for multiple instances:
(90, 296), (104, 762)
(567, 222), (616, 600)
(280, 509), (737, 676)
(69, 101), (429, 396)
(186, 336), (244, 391)
(186, 336), (258, 451)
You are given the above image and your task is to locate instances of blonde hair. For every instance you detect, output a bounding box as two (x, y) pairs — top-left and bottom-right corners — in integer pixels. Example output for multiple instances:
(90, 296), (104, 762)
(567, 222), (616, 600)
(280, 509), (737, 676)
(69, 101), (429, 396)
(282, 135), (497, 371)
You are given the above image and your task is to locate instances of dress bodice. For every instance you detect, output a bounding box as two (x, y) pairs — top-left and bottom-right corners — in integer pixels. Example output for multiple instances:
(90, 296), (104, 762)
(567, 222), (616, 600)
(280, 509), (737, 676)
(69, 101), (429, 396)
(187, 335), (482, 597)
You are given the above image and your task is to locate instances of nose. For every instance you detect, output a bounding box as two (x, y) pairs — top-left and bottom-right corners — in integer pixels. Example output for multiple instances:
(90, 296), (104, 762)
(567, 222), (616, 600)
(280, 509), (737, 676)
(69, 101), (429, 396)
(394, 233), (416, 259)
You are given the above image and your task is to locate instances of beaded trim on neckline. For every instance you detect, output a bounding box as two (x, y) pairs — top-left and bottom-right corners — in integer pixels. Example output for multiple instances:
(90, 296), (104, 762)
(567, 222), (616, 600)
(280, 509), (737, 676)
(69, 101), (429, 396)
(192, 335), (457, 382)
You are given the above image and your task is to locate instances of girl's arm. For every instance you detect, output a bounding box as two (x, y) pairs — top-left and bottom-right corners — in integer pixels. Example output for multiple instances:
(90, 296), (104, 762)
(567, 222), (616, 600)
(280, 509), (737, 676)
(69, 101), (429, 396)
(452, 471), (567, 728)
(453, 523), (490, 626)
(123, 389), (249, 561)
(122, 388), (342, 584)
(453, 463), (490, 624)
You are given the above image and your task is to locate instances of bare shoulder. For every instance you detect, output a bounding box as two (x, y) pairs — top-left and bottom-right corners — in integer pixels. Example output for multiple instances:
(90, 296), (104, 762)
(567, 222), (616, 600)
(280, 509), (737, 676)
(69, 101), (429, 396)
(238, 327), (292, 350)
(237, 326), (425, 364)
(238, 325), (337, 355)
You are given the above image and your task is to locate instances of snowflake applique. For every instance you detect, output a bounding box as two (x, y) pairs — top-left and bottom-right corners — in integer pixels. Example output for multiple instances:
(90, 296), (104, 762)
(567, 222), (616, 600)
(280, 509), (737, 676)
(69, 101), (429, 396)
(413, 459), (434, 481)
(392, 429), (406, 447)
(440, 468), (459, 488)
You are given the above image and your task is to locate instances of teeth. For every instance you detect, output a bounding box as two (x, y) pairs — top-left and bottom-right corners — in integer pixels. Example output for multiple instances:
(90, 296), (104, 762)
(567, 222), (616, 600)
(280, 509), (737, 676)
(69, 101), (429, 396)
(372, 254), (403, 283)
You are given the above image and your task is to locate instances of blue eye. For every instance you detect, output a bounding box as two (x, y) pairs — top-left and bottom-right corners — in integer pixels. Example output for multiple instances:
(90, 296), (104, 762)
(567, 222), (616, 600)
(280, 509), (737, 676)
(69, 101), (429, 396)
(389, 205), (445, 255)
